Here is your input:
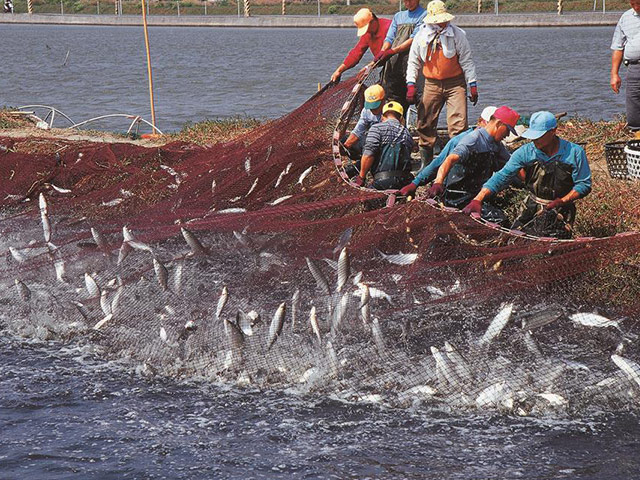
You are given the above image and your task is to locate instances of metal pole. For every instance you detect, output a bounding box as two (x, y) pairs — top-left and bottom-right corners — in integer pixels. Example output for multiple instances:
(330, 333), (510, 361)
(60, 0), (63, 14)
(27, 0), (33, 13)
(281, 0), (285, 15)
(146, 0), (149, 15)
(603, 0), (606, 13)
(494, 0), (498, 15)
(243, 0), (249, 16)
(237, 0), (239, 17)
(317, 0), (319, 16)
(477, 0), (481, 13)
(140, 0), (159, 134)
(204, 0), (207, 15)
(177, 1), (180, 16)
(97, 0), (99, 14)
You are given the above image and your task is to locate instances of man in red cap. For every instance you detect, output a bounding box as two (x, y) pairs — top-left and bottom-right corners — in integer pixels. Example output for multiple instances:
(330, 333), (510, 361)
(331, 8), (392, 83)
(422, 106), (519, 220)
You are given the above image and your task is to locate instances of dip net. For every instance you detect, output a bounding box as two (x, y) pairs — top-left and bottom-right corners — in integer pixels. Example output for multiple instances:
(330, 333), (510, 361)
(1, 69), (640, 414)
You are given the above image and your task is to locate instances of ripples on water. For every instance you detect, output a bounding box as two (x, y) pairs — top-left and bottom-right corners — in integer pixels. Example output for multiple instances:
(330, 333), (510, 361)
(1, 24), (627, 131)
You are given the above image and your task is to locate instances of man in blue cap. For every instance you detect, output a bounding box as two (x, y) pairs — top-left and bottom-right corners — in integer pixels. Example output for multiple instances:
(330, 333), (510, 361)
(462, 111), (592, 238)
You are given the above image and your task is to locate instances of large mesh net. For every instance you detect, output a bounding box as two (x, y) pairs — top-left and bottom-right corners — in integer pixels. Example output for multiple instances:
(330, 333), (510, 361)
(1, 68), (640, 415)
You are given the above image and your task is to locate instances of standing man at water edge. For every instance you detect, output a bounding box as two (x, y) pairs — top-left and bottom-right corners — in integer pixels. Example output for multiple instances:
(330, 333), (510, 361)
(611, 0), (640, 135)
(424, 106), (518, 223)
(407, 0), (477, 170)
(331, 9), (392, 83)
(463, 111), (591, 239)
(374, 0), (427, 111)
(399, 105), (496, 197)
(354, 101), (415, 190)
(342, 84), (385, 177)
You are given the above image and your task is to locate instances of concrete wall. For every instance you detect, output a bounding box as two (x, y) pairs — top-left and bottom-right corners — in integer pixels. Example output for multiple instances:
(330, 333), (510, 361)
(0, 11), (622, 28)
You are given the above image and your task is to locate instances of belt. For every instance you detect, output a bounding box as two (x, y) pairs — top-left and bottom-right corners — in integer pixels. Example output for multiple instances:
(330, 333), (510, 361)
(624, 59), (640, 66)
(374, 170), (412, 181)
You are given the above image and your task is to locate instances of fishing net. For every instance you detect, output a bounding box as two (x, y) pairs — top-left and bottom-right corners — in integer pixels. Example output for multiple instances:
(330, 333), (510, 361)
(1, 66), (640, 415)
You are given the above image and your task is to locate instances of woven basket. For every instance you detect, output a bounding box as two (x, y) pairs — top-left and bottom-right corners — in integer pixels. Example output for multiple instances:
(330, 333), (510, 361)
(624, 142), (640, 180)
(604, 141), (630, 179)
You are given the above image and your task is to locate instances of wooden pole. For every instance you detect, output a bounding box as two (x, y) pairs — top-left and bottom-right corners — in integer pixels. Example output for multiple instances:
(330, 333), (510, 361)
(477, 0), (481, 13)
(557, 0), (563, 14)
(140, 0), (159, 134)
(243, 0), (249, 17)
(281, 0), (285, 15)
(27, 0), (33, 13)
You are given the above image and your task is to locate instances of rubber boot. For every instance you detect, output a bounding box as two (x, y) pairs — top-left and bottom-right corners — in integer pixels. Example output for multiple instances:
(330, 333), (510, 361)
(419, 146), (433, 170)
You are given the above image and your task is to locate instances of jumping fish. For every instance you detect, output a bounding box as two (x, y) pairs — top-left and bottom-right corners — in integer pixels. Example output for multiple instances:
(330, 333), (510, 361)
(333, 227), (353, 255)
(159, 327), (168, 343)
(244, 156), (251, 175)
(122, 226), (135, 242)
(172, 258), (184, 294)
(225, 317), (245, 350)
(267, 302), (286, 350)
(371, 318), (385, 353)
(475, 381), (509, 408)
(100, 290), (111, 315)
(237, 310), (254, 337)
(570, 313), (623, 332)
(245, 177), (259, 197)
(426, 286), (445, 297)
(211, 178), (216, 194)
(84, 273), (100, 298)
(611, 354), (640, 388)
(306, 258), (330, 295)
(15, 279), (31, 302)
(110, 277), (124, 313)
(9, 246), (26, 263)
(360, 302), (370, 325)
(326, 341), (340, 376)
(91, 227), (109, 250)
(93, 313), (113, 330)
(291, 289), (300, 329)
(153, 257), (169, 291)
(71, 301), (90, 320)
(274, 169), (287, 188)
(298, 166), (314, 185)
(323, 258), (338, 270)
(377, 250), (418, 266)
(39, 192), (48, 215)
(358, 283), (370, 309)
(478, 303), (514, 346)
(117, 241), (132, 265)
(268, 195), (292, 206)
(47, 242), (66, 283)
(353, 284), (392, 305)
(352, 271), (363, 286)
(431, 346), (461, 388)
(127, 239), (153, 253)
(537, 393), (568, 406)
(443, 341), (474, 384)
(216, 286), (229, 320)
(41, 211), (52, 243)
(50, 183), (72, 194)
(336, 247), (350, 293)
(181, 227), (209, 256)
(309, 306), (321, 343)
(217, 208), (246, 214)
(332, 292), (349, 332)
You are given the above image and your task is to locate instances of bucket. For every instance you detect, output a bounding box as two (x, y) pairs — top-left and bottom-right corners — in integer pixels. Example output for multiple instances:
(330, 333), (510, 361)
(624, 141), (640, 180)
(604, 141), (630, 179)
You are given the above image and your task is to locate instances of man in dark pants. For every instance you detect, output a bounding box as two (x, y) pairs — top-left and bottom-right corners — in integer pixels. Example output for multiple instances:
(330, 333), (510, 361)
(354, 101), (415, 190)
(611, 0), (640, 134)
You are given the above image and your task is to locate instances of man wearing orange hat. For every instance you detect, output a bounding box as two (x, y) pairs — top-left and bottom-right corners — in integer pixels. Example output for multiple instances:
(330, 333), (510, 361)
(407, 0), (477, 169)
(331, 8), (392, 83)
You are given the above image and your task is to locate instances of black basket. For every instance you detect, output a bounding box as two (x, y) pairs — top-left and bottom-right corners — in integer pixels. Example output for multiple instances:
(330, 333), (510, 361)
(604, 141), (630, 179)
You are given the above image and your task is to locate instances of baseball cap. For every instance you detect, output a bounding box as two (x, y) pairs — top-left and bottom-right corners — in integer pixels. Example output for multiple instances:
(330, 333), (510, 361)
(354, 8), (374, 37)
(425, 0), (455, 24)
(382, 101), (404, 116)
(364, 84), (385, 109)
(492, 106), (520, 135)
(520, 111), (557, 140)
(480, 106), (497, 122)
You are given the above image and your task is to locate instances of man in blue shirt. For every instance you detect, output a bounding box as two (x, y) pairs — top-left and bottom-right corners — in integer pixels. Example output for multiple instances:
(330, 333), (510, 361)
(354, 101), (415, 190)
(611, 0), (640, 132)
(374, 0), (427, 111)
(462, 111), (592, 239)
(398, 105), (496, 197)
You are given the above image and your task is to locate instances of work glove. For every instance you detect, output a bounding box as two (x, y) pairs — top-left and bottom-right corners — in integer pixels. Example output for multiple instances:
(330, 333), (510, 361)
(352, 176), (364, 187)
(468, 82), (478, 106)
(545, 198), (565, 210)
(399, 182), (417, 197)
(374, 48), (396, 63)
(425, 182), (444, 199)
(462, 199), (482, 215)
(406, 83), (417, 105)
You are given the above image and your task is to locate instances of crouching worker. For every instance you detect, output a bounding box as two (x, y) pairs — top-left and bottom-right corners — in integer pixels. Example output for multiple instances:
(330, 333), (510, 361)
(462, 111), (592, 238)
(354, 101), (415, 190)
(422, 106), (519, 223)
(342, 84), (385, 177)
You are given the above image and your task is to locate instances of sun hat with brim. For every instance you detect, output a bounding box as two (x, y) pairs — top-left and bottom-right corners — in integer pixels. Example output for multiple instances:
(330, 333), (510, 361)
(520, 111), (557, 140)
(480, 106), (497, 122)
(354, 8), (374, 37)
(383, 101), (404, 116)
(425, 0), (455, 24)
(364, 84), (385, 109)
(492, 106), (520, 135)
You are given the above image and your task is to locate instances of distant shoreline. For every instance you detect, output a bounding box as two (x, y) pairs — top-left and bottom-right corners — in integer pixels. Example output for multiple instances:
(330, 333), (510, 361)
(0, 11), (623, 28)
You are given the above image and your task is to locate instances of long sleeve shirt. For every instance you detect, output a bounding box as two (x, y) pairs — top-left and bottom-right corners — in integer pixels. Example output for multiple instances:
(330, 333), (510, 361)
(343, 17), (393, 69)
(611, 8), (640, 61)
(451, 128), (510, 166)
(362, 118), (414, 172)
(412, 127), (474, 186)
(406, 23), (477, 85)
(351, 108), (382, 140)
(483, 139), (592, 197)
(384, 7), (427, 45)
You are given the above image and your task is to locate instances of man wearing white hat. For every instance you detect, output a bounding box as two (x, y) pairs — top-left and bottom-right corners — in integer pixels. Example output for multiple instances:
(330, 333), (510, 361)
(406, 0), (477, 169)
(331, 8), (392, 83)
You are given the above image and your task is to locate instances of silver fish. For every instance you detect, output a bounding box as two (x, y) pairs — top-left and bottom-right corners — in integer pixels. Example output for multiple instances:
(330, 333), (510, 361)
(159, 327), (168, 342)
(41, 212), (51, 243)
(225, 316), (245, 350)
(217, 208), (246, 214)
(184, 319), (197, 331)
(153, 257), (169, 291)
(100, 290), (111, 315)
(71, 301), (90, 320)
(274, 168), (287, 188)
(323, 258), (338, 270)
(522, 331), (542, 356)
(306, 257), (330, 295)
(9, 246), (26, 263)
(269, 195), (292, 206)
(117, 241), (132, 265)
(237, 310), (254, 337)
(377, 249), (418, 266)
(536, 393), (567, 406)
(475, 381), (509, 408)
(110, 277), (124, 313)
(245, 177), (259, 197)
(371, 318), (386, 353)
(267, 302), (286, 350)
(427, 286), (445, 297)
(360, 302), (370, 325)
(50, 183), (72, 194)
(39, 192), (48, 215)
(291, 289), (300, 329)
(332, 292), (349, 331)
(244, 156), (251, 175)
(93, 313), (113, 330)
(15, 279), (31, 302)
(431, 346), (460, 387)
(172, 258), (184, 294)
(570, 312), (622, 332)
(478, 303), (514, 346)
(233, 230), (252, 249)
(46, 242), (66, 283)
(611, 354), (640, 388)
(91, 227), (109, 250)
(336, 247), (350, 293)
(84, 273), (100, 298)
(352, 271), (363, 285)
(181, 227), (209, 256)
(211, 178), (216, 194)
(326, 341), (340, 376)
(309, 306), (321, 343)
(443, 341), (473, 384)
(122, 226), (135, 242)
(358, 283), (370, 309)
(216, 286), (229, 320)
(353, 284), (392, 305)
(298, 166), (314, 185)
(333, 227), (353, 255)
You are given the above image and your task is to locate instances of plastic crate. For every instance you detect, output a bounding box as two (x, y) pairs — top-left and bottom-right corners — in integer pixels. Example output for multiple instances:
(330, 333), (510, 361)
(604, 141), (630, 179)
(624, 143), (640, 179)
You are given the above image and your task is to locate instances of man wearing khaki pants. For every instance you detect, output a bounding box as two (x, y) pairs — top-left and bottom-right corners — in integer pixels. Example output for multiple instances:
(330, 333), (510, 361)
(406, 0), (477, 169)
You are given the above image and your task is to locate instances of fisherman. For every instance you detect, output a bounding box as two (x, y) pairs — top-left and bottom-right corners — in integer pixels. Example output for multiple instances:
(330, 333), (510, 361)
(462, 111), (592, 239)
(342, 84), (385, 177)
(398, 105), (496, 197)
(374, 0), (427, 110)
(330, 8), (392, 84)
(611, 0), (640, 134)
(423, 106), (519, 222)
(354, 101), (415, 190)
(406, 0), (478, 169)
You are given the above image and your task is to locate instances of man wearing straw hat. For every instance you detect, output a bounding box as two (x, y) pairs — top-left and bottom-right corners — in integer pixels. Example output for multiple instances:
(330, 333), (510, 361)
(406, 0), (477, 170)
(462, 111), (592, 238)
(331, 8), (392, 83)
